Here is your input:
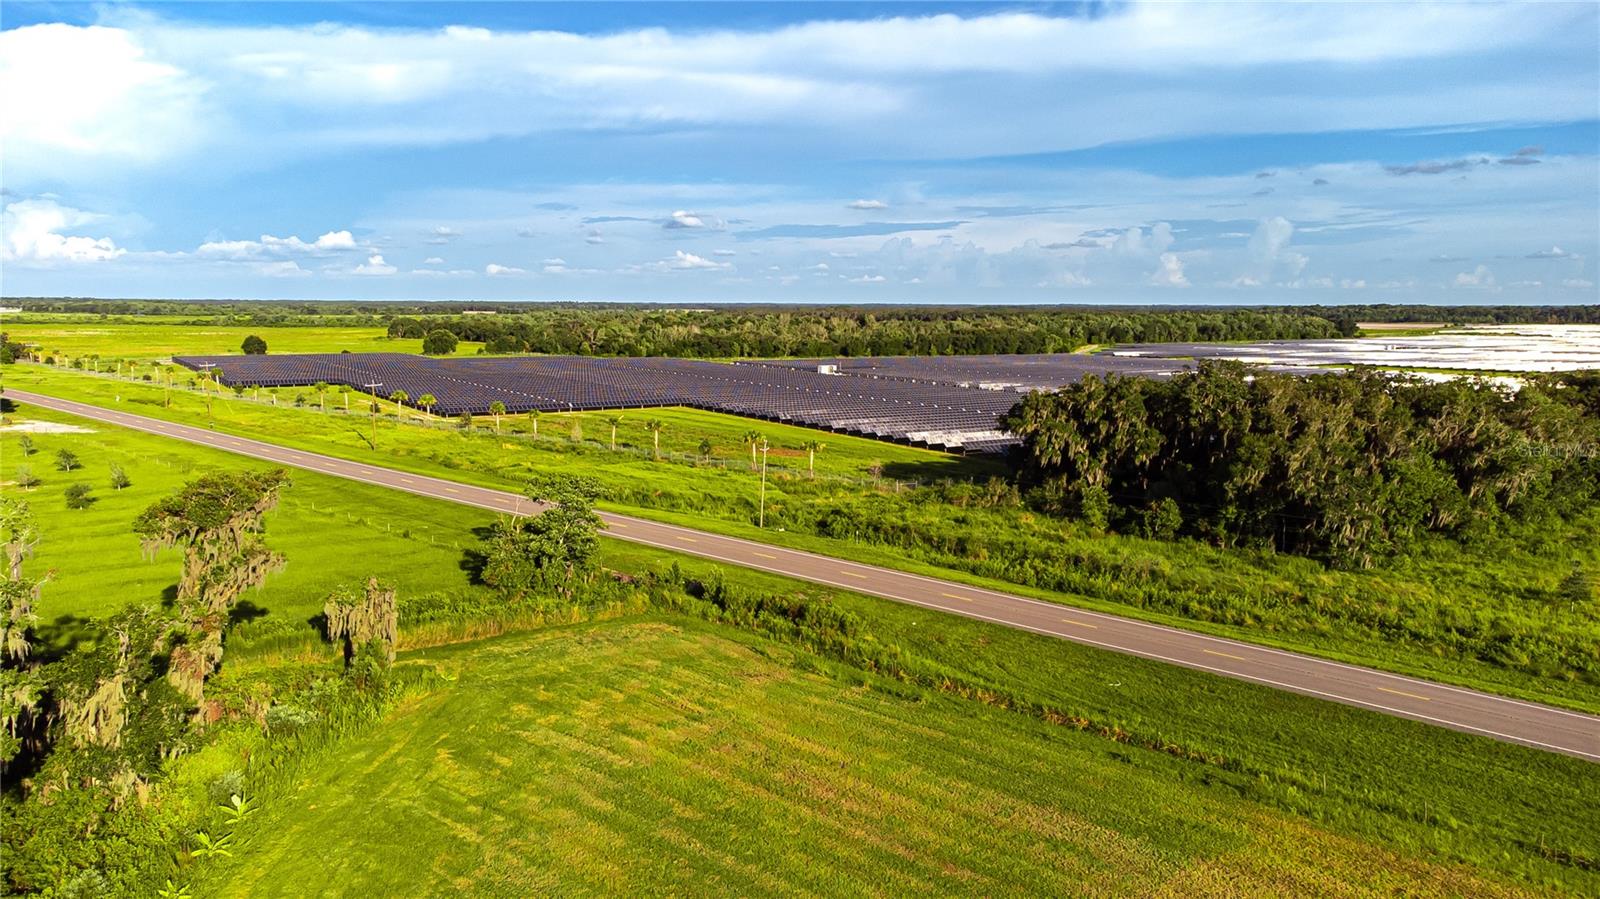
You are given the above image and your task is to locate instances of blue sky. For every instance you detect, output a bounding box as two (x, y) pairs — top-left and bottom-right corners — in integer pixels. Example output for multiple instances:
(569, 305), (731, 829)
(2, 1), (1597, 304)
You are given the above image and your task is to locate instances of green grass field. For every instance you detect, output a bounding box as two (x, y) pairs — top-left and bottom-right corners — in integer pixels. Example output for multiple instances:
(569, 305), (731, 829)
(6, 363), (1595, 713)
(190, 618), (1538, 898)
(1, 405), (499, 649)
(1, 320), (481, 360)
(5, 397), (1597, 894)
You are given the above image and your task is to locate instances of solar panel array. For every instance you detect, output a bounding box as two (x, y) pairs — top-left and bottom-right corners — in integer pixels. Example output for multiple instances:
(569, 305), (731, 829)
(752, 353), (1190, 391)
(173, 351), (1189, 453)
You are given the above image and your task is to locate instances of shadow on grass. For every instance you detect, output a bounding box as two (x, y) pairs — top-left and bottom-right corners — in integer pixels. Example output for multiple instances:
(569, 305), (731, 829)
(35, 613), (98, 659)
(878, 451), (1014, 485)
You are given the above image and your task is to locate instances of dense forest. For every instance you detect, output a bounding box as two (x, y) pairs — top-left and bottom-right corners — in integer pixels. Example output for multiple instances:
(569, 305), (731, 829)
(379, 308), (1340, 356)
(1004, 363), (1600, 568)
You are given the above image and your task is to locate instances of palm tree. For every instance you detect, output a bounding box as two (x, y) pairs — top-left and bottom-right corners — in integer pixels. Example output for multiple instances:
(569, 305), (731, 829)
(645, 419), (664, 459)
(389, 390), (409, 415)
(339, 384), (351, 413)
(315, 381), (329, 412)
(489, 401), (506, 433)
(606, 415), (624, 450)
(743, 430), (762, 469)
(419, 393), (437, 417)
(528, 409), (541, 438)
(802, 439), (826, 478)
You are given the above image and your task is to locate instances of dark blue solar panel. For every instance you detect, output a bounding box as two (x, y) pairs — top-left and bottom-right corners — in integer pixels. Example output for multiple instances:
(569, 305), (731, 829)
(172, 351), (1192, 453)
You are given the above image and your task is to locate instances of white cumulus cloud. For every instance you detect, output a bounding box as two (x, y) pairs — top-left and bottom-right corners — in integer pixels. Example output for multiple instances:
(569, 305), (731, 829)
(1149, 252), (1189, 287)
(1453, 264), (1496, 288)
(354, 253), (396, 275)
(665, 250), (731, 270)
(1, 198), (125, 263)
(485, 262), (526, 275)
(197, 229), (357, 260)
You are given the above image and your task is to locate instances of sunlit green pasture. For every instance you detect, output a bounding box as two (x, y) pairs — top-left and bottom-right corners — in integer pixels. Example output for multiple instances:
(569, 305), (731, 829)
(0, 321), (481, 361)
(1, 405), (497, 648)
(191, 619), (1545, 898)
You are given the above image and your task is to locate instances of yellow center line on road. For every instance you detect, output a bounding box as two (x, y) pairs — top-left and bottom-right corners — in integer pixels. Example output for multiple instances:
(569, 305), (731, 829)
(1203, 649), (1247, 661)
(941, 592), (973, 602)
(443, 487), (460, 494)
(752, 552), (778, 560)
(608, 521), (628, 528)
(839, 570), (868, 579)
(677, 535), (698, 543)
(1378, 686), (1432, 702)
(1060, 618), (1098, 629)
(399, 477), (416, 484)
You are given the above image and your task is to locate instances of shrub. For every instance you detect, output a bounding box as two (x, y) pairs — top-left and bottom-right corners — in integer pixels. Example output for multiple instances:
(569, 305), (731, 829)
(17, 435), (36, 455)
(16, 466), (41, 489)
(241, 334), (268, 354)
(207, 770), (247, 807)
(110, 462), (132, 490)
(54, 448), (81, 471)
(264, 704), (317, 738)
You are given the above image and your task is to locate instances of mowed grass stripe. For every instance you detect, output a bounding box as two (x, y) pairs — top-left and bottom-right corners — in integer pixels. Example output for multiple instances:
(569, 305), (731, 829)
(195, 621), (1534, 897)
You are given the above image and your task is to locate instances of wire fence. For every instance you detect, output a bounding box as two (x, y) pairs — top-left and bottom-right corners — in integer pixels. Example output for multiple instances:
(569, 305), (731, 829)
(37, 362), (1001, 494)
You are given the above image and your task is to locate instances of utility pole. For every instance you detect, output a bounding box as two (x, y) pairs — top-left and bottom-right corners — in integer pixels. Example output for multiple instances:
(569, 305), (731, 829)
(363, 381), (383, 447)
(197, 362), (217, 428)
(757, 437), (770, 528)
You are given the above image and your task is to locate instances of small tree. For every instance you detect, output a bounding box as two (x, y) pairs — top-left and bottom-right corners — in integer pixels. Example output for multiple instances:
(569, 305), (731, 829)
(315, 381), (329, 412)
(110, 462), (132, 490)
(388, 390), (409, 412)
(1559, 564), (1595, 613)
(421, 329), (459, 356)
(241, 335), (268, 355)
(489, 401), (506, 433)
(54, 448), (81, 472)
(528, 409), (541, 438)
(457, 411), (473, 430)
(418, 393), (437, 417)
(802, 439), (825, 478)
(136, 469), (290, 705)
(743, 430), (762, 469)
(16, 435), (35, 456)
(606, 415), (623, 450)
(15, 466), (40, 490)
(64, 483), (95, 510)
(698, 437), (713, 461)
(646, 419), (664, 459)
(323, 577), (398, 668)
(2, 497), (40, 580)
(481, 475), (603, 601)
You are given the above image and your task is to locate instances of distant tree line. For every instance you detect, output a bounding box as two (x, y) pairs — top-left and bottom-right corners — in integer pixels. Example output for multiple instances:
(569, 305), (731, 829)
(380, 308), (1342, 357)
(11, 298), (1598, 327)
(1004, 362), (1600, 568)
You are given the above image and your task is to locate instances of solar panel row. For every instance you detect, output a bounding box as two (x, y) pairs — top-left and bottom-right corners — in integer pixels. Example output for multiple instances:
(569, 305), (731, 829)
(172, 352), (1185, 452)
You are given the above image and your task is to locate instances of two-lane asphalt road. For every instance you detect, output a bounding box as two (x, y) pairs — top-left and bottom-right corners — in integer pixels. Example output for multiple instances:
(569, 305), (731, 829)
(11, 388), (1599, 761)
